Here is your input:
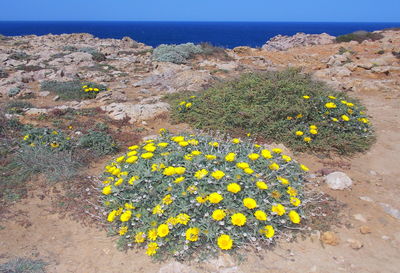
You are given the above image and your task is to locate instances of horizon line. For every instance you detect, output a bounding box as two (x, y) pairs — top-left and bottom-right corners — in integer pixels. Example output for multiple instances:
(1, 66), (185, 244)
(1, 20), (400, 23)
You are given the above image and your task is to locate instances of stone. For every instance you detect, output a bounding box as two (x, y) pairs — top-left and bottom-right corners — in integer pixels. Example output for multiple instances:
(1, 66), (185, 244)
(347, 239), (363, 250)
(262, 32), (335, 51)
(359, 196), (374, 202)
(359, 226), (371, 234)
(53, 95), (60, 101)
(39, 91), (50, 97)
(158, 261), (196, 273)
(325, 171), (352, 190)
(321, 231), (340, 246)
(353, 214), (367, 223)
(379, 203), (400, 220)
(25, 108), (49, 116)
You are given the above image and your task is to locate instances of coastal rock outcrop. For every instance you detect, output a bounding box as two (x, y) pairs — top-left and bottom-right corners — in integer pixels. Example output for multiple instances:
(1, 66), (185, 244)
(262, 32), (335, 51)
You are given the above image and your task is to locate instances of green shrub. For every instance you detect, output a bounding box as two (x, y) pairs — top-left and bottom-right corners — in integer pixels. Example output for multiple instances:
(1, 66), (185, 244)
(0, 257), (47, 273)
(8, 87), (21, 97)
(336, 30), (384, 43)
(40, 80), (107, 101)
(152, 43), (204, 64)
(20, 127), (73, 151)
(91, 52), (106, 62)
(16, 65), (43, 72)
(9, 52), (31, 61)
(200, 42), (233, 61)
(62, 45), (78, 52)
(168, 69), (374, 154)
(5, 101), (33, 114)
(101, 131), (308, 259)
(78, 130), (118, 156)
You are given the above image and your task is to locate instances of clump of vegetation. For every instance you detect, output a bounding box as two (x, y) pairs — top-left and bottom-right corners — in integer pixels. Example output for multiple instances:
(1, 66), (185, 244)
(337, 47), (355, 55)
(0, 257), (47, 273)
(5, 101), (33, 114)
(62, 45), (78, 52)
(336, 30), (384, 43)
(16, 65), (43, 72)
(199, 42), (233, 61)
(152, 43), (204, 64)
(101, 130), (308, 259)
(7, 87), (21, 97)
(392, 51), (400, 59)
(9, 52), (31, 61)
(40, 80), (107, 101)
(91, 52), (107, 62)
(0, 68), (8, 78)
(168, 69), (374, 154)
(78, 130), (118, 156)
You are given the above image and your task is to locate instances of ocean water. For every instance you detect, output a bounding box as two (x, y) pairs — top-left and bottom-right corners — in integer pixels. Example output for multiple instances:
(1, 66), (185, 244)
(0, 21), (399, 48)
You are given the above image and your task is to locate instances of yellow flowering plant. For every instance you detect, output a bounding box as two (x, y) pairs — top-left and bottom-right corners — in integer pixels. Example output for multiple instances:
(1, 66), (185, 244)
(101, 132), (307, 259)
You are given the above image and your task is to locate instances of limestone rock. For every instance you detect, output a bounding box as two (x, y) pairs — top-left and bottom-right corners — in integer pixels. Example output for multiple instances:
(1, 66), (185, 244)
(360, 226), (372, 234)
(325, 171), (352, 190)
(158, 261), (196, 273)
(379, 203), (400, 220)
(321, 231), (340, 246)
(347, 239), (363, 250)
(262, 32), (335, 51)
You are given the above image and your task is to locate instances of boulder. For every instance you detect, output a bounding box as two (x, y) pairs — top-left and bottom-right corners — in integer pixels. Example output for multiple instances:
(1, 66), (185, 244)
(262, 32), (335, 51)
(101, 102), (170, 123)
(325, 171), (352, 190)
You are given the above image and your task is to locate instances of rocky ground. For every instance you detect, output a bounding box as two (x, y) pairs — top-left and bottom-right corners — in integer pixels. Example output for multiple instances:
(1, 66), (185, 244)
(0, 30), (400, 273)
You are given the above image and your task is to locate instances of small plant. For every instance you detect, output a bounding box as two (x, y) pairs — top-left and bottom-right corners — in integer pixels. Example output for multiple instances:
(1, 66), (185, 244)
(376, 50), (385, 55)
(199, 42), (233, 61)
(168, 69), (374, 154)
(9, 52), (31, 61)
(21, 127), (73, 151)
(336, 30), (383, 43)
(78, 130), (118, 156)
(0, 257), (47, 273)
(40, 80), (107, 101)
(91, 52), (106, 62)
(0, 68), (8, 78)
(337, 47), (355, 55)
(101, 131), (308, 259)
(16, 65), (43, 72)
(152, 43), (204, 64)
(62, 45), (78, 52)
(8, 87), (21, 97)
(5, 101), (33, 114)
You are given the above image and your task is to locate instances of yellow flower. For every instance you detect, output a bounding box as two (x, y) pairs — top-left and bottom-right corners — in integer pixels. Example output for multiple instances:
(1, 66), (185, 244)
(141, 152), (154, 159)
(196, 196), (208, 203)
(135, 232), (145, 243)
(120, 210), (132, 222)
(23, 134), (30, 141)
(124, 203), (135, 210)
(212, 209), (226, 221)
(187, 139), (199, 145)
(185, 102), (192, 108)
(261, 149), (273, 159)
(176, 213), (190, 225)
(261, 225), (275, 238)
(290, 197), (301, 207)
(208, 141), (219, 147)
(211, 170), (225, 180)
(287, 186), (298, 196)
(231, 138), (241, 144)
(282, 155), (292, 162)
(119, 226), (128, 236)
(341, 115), (350, 121)
(269, 163), (280, 171)
(166, 217), (178, 226)
(107, 210), (117, 222)
(289, 210), (301, 224)
(271, 204), (286, 216)
(217, 234), (233, 250)
(236, 162), (250, 169)
(272, 148), (282, 154)
(303, 95), (310, 99)
(174, 176), (185, 183)
(171, 136), (185, 142)
(254, 210), (267, 221)
(256, 181), (268, 190)
(208, 192), (223, 204)
(191, 150), (202, 156)
(116, 155), (125, 162)
(248, 153), (260, 161)
(179, 141), (189, 147)
(50, 142), (60, 148)
(162, 194), (173, 205)
(157, 224), (170, 237)
(194, 169), (208, 179)
(244, 168), (254, 174)
(148, 229), (158, 241)
(163, 166), (176, 176)
(143, 144), (156, 152)
(184, 154), (193, 161)
(152, 205), (164, 215)
(243, 198), (257, 209)
(205, 154), (217, 160)
(296, 114), (303, 119)
(52, 130), (58, 135)
(277, 176), (289, 185)
(128, 176), (139, 185)
(227, 183), (241, 193)
(127, 150), (138, 157)
(187, 185), (198, 194)
(102, 185), (112, 195)
(271, 190), (281, 199)
(346, 102), (354, 107)
(231, 213), (247, 226)
(175, 167), (186, 175)
(146, 242), (159, 256)
(225, 152), (236, 162)
(295, 131), (304, 136)
(114, 178), (124, 186)
(328, 95), (336, 99)
(82, 85), (88, 88)
(128, 145), (139, 150)
(303, 137), (312, 143)
(309, 129), (318, 135)
(157, 142), (169, 148)
(185, 227), (200, 242)
(300, 164), (309, 172)
(325, 102), (337, 109)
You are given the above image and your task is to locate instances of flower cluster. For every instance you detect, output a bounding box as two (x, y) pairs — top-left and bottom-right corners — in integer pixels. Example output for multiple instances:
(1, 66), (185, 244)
(81, 83), (106, 99)
(21, 127), (72, 150)
(177, 96), (196, 113)
(101, 131), (308, 258)
(290, 95), (372, 144)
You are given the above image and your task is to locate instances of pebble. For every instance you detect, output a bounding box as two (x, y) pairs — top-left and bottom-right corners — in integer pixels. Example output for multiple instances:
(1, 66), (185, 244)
(325, 171), (352, 190)
(354, 214), (367, 223)
(359, 196), (374, 202)
(359, 225), (372, 234)
(347, 239), (363, 250)
(321, 231), (340, 246)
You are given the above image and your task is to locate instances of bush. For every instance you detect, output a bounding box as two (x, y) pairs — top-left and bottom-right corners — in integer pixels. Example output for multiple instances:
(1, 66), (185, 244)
(0, 68), (8, 78)
(0, 257), (47, 273)
(152, 43), (204, 64)
(336, 30), (384, 43)
(200, 42), (233, 61)
(78, 130), (118, 156)
(168, 69), (374, 154)
(16, 65), (43, 72)
(8, 87), (21, 97)
(91, 52), (106, 62)
(40, 80), (107, 101)
(100, 131), (308, 259)
(5, 101), (33, 114)
(9, 52), (31, 61)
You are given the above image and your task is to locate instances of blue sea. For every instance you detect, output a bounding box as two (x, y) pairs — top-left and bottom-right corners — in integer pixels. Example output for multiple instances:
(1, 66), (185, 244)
(0, 21), (399, 48)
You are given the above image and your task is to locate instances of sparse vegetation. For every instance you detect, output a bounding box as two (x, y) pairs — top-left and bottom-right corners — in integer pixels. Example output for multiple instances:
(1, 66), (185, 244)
(152, 43), (204, 64)
(0, 68), (8, 78)
(0, 257), (47, 273)
(168, 69), (374, 154)
(40, 80), (107, 101)
(336, 30), (384, 43)
(199, 42), (233, 61)
(9, 52), (31, 61)
(78, 130), (118, 156)
(5, 101), (33, 114)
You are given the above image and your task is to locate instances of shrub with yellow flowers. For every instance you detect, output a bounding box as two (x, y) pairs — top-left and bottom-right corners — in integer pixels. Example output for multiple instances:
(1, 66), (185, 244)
(81, 83), (106, 99)
(101, 131), (308, 259)
(21, 127), (72, 150)
(177, 95), (196, 113)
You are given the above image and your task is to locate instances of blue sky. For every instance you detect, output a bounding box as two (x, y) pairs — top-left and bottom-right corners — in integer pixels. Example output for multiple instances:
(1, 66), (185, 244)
(1, 0), (399, 22)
